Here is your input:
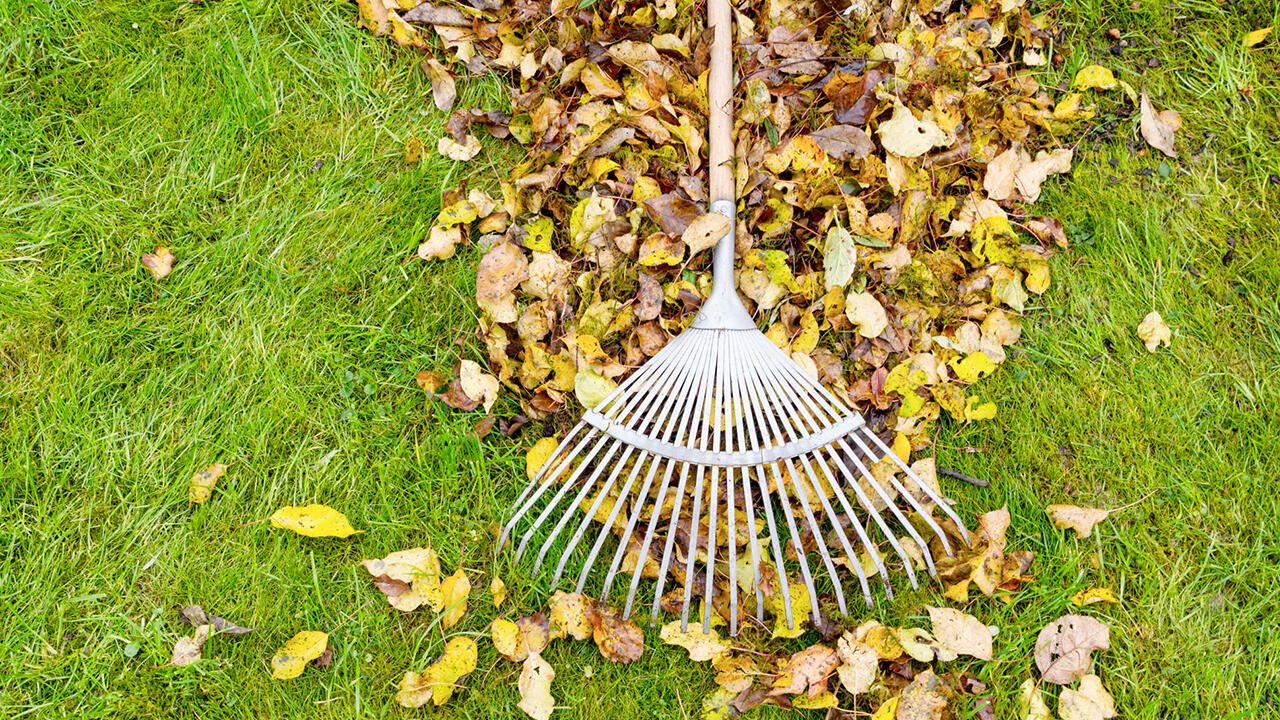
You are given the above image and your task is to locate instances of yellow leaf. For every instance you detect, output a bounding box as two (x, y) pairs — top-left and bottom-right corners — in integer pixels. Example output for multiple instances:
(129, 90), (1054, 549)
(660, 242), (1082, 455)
(963, 396), (997, 421)
(526, 437), (561, 480)
(794, 690), (838, 709)
(523, 216), (555, 253)
(763, 583), (812, 638)
(548, 591), (595, 641)
(268, 504), (362, 538)
(438, 134), (482, 161)
(871, 695), (900, 720)
(659, 621), (731, 662)
(1071, 587), (1121, 606)
(1046, 504), (1110, 538)
(140, 246), (174, 280)
(188, 463), (227, 504)
(490, 576), (507, 608)
(439, 568), (471, 630)
(845, 291), (888, 339)
(574, 367), (617, 409)
(950, 352), (998, 383)
(1073, 64), (1118, 90)
(517, 652), (556, 720)
(1136, 311), (1171, 352)
(396, 637), (478, 707)
(417, 225), (462, 261)
(492, 614), (550, 662)
(270, 630), (328, 680)
(1245, 26), (1273, 48)
(405, 136), (423, 164)
(361, 547), (442, 612)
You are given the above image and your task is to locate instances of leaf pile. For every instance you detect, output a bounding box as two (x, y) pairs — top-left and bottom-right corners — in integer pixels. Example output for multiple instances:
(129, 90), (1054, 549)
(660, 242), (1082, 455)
(369, 0), (1130, 442)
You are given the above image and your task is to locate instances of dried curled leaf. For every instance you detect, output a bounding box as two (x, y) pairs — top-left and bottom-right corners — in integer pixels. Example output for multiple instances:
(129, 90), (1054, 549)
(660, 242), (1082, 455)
(1046, 504), (1110, 538)
(1136, 311), (1171, 353)
(141, 246), (174, 280)
(517, 652), (556, 720)
(169, 624), (210, 667)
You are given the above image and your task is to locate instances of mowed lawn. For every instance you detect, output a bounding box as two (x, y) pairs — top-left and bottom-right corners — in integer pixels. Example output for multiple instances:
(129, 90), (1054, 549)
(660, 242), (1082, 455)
(1, 0), (1277, 718)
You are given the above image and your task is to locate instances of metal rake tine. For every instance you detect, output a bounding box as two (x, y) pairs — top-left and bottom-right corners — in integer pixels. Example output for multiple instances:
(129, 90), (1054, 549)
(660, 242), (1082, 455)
(726, 342), (766, 632)
(739, 354), (820, 627)
(500, 424), (588, 550)
(762, 357), (921, 591)
(592, 331), (695, 418)
(531, 441), (627, 573)
(678, 332), (728, 632)
(640, 332), (721, 621)
(701, 330), (735, 633)
(701, 467), (721, 634)
(601, 339), (711, 603)
(573, 451), (652, 592)
(820, 444), (905, 593)
(622, 460), (676, 619)
(747, 348), (855, 609)
(725, 466), (738, 635)
(728, 343), (795, 629)
(514, 432), (614, 561)
(550, 444), (638, 584)
(832, 437), (926, 588)
(857, 428), (972, 547)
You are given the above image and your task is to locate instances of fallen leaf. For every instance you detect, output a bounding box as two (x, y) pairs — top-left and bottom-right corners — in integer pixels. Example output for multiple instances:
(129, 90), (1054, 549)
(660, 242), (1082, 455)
(1034, 615), (1111, 685)
(141, 246), (174, 280)
(1139, 93), (1179, 158)
(490, 576), (507, 607)
(835, 634), (878, 695)
(1136, 311), (1171, 352)
(493, 613), (550, 661)
(1070, 587), (1121, 606)
(439, 134), (482, 161)
(549, 591), (595, 641)
(459, 359), (499, 413)
(1018, 678), (1053, 720)
(878, 103), (950, 157)
(681, 212), (732, 257)
(405, 135), (423, 164)
(984, 145), (1073, 202)
(418, 225), (463, 260)
(271, 630), (329, 680)
(425, 58), (457, 111)
(846, 291), (888, 338)
(439, 568), (471, 629)
(416, 370), (446, 393)
(188, 463), (227, 504)
(896, 669), (948, 720)
(1073, 64), (1117, 90)
(1244, 26), (1273, 48)
(659, 621), (731, 662)
(926, 606), (993, 660)
(587, 604), (644, 663)
(179, 605), (255, 635)
(476, 242), (529, 323)
(1046, 505), (1110, 539)
(362, 547), (443, 612)
(769, 644), (839, 695)
(1059, 674), (1117, 720)
(268, 504), (362, 538)
(574, 367), (617, 408)
(169, 624), (210, 667)
(808, 125), (873, 160)
(823, 225), (857, 290)
(517, 652), (556, 720)
(396, 636), (479, 706)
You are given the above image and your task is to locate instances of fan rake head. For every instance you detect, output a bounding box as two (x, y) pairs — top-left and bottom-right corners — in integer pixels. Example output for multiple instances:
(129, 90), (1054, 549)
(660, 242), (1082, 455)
(499, 323), (972, 636)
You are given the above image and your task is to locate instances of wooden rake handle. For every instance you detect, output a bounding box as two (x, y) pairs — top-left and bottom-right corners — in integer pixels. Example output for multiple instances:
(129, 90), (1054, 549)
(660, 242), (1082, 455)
(707, 0), (734, 207)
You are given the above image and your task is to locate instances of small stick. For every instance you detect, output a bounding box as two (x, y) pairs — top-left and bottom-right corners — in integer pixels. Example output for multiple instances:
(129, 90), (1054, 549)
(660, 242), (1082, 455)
(228, 517), (269, 531)
(937, 467), (990, 488)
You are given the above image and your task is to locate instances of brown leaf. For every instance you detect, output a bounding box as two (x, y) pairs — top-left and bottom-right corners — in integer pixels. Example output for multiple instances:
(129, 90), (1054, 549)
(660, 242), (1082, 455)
(643, 193), (702, 236)
(587, 604), (644, 663)
(476, 242), (529, 323)
(1046, 505), (1110, 538)
(1139, 92), (1179, 158)
(896, 669), (948, 720)
(769, 644), (839, 696)
(169, 624), (210, 667)
(635, 272), (662, 321)
(425, 59), (457, 112)
(1034, 614), (1111, 685)
(141, 246), (174, 280)
(416, 370), (446, 393)
(807, 125), (873, 160)
(401, 2), (469, 25)
(179, 605), (255, 635)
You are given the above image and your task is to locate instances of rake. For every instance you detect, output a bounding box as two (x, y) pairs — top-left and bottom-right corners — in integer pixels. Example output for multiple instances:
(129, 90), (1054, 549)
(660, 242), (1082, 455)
(498, 0), (971, 635)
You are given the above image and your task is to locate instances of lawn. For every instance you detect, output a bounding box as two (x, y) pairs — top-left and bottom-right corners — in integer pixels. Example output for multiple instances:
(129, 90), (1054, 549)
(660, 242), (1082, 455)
(1, 0), (1277, 718)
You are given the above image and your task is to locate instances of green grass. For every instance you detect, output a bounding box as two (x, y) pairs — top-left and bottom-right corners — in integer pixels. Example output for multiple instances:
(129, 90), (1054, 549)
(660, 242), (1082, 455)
(1, 0), (1278, 718)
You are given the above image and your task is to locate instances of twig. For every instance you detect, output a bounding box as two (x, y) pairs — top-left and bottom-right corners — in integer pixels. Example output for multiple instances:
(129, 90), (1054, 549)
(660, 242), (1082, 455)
(937, 466), (990, 488)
